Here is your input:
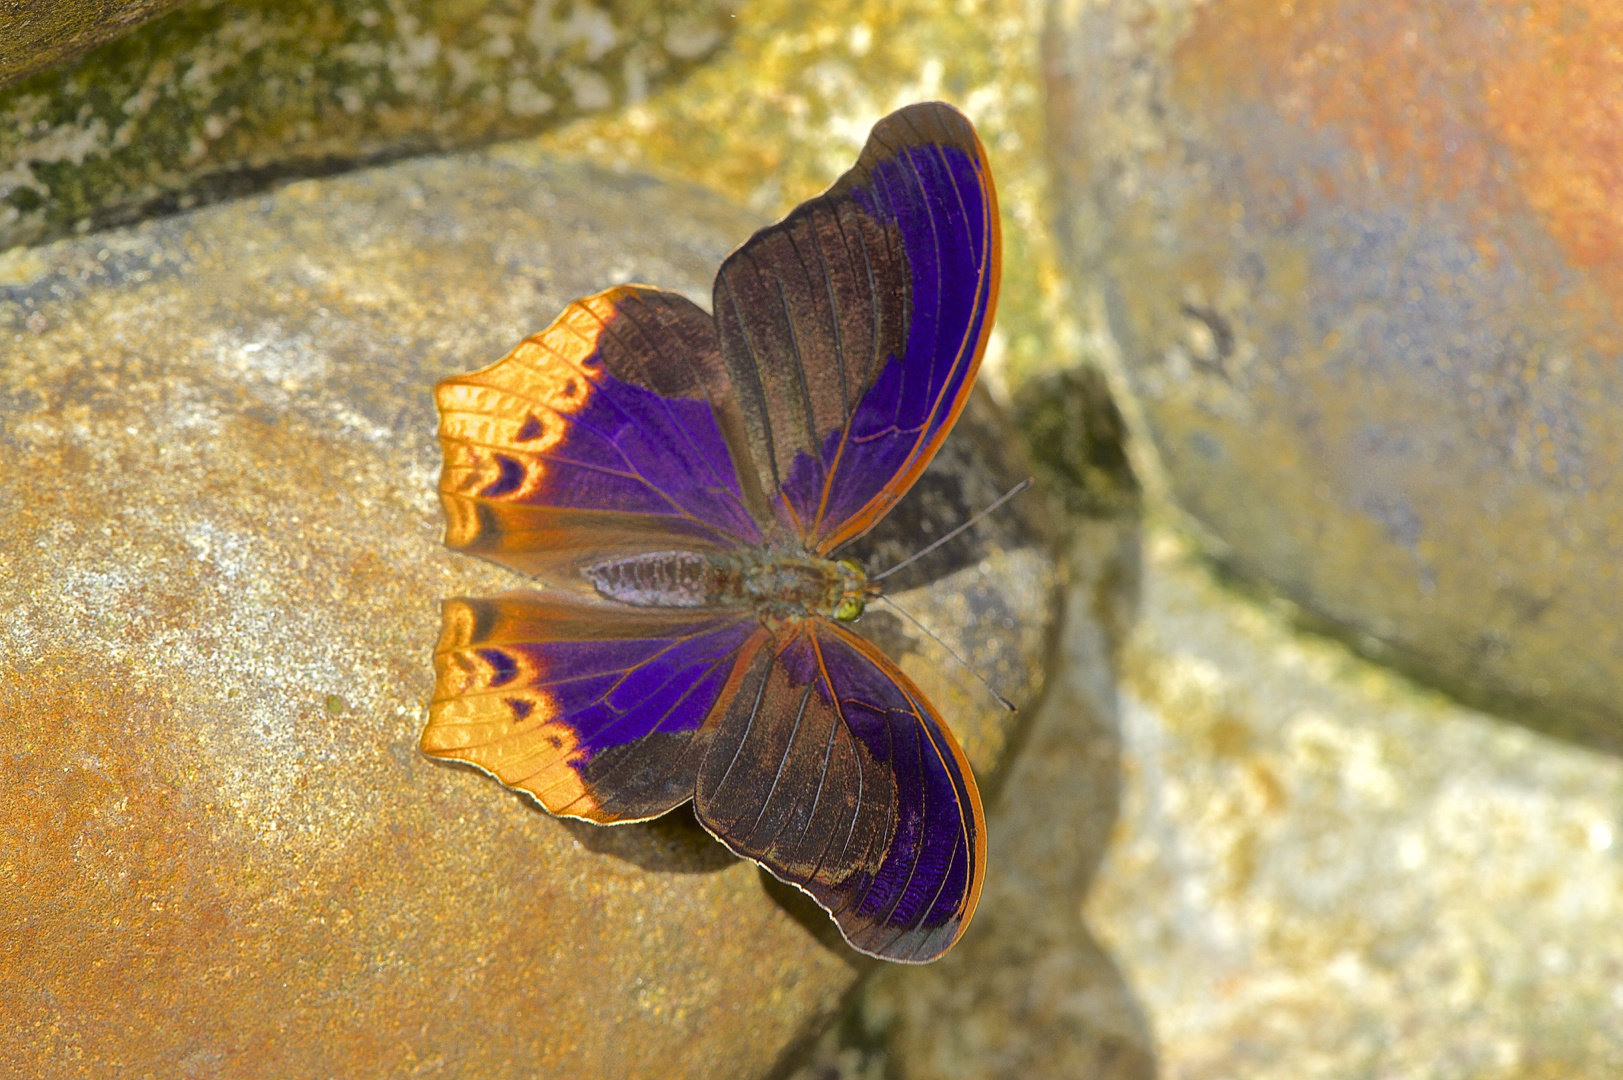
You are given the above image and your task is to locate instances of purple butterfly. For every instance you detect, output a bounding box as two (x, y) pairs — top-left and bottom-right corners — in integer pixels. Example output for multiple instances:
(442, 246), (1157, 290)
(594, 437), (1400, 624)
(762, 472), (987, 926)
(424, 102), (1001, 963)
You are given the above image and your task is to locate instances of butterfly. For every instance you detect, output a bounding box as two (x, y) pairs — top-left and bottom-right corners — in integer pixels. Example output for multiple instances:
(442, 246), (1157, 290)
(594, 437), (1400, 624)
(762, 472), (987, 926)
(421, 101), (1001, 963)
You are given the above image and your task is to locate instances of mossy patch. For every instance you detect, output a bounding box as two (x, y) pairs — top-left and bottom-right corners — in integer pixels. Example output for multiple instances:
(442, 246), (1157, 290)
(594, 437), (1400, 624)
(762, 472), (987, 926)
(0, 0), (737, 250)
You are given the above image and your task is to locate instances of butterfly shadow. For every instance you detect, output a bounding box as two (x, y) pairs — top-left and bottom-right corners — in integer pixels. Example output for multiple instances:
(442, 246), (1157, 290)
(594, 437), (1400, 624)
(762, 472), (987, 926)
(557, 801), (740, 874)
(424, 755), (739, 873)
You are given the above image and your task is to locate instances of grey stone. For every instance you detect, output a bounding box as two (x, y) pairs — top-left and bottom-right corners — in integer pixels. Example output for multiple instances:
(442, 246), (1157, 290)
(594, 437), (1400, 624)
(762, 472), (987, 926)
(0, 146), (1054, 1077)
(1088, 527), (1623, 1077)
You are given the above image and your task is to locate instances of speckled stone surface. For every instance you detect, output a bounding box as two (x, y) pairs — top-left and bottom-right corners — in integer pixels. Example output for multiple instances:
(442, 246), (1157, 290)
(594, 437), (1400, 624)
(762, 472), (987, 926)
(0, 148), (1055, 1077)
(1088, 526), (1623, 1079)
(1045, 0), (1623, 747)
(0, 0), (188, 88)
(0, 0), (734, 250)
(539, 0), (1077, 397)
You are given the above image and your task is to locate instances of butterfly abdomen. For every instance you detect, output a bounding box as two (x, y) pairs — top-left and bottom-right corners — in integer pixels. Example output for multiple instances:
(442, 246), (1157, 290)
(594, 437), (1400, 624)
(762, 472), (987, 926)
(583, 551), (732, 608)
(584, 550), (873, 621)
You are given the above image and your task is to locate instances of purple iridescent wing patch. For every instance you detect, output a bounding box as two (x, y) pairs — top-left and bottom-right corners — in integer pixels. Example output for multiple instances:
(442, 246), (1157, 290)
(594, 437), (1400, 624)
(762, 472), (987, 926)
(436, 285), (766, 584)
(423, 593), (766, 823)
(694, 619), (985, 963)
(712, 102), (1001, 553)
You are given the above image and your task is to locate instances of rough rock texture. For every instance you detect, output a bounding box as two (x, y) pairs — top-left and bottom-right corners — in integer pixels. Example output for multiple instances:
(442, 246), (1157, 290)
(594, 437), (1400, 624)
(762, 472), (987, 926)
(1046, 0), (1623, 748)
(0, 0), (735, 250)
(0, 0), (190, 88)
(1088, 528), (1623, 1079)
(540, 0), (1076, 396)
(0, 149), (1055, 1078)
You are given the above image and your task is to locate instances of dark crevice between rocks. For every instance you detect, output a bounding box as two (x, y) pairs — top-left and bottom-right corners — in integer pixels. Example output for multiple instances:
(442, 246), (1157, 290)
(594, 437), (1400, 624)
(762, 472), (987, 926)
(1013, 365), (1143, 523)
(977, 365), (1147, 805)
(762, 960), (884, 1080)
(1025, 360), (1623, 758)
(68, 147), (442, 243)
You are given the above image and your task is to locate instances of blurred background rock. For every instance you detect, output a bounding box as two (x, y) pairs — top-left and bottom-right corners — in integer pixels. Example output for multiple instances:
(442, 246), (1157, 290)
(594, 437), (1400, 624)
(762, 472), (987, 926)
(1047, 0), (1623, 752)
(7, 0), (1623, 1077)
(1043, 1), (1623, 1076)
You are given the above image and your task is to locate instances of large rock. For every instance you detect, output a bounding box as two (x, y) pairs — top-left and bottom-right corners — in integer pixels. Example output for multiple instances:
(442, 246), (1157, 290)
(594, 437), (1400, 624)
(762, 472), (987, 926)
(1046, 0), (1623, 747)
(0, 147), (1054, 1078)
(0, 0), (736, 250)
(1086, 528), (1623, 1076)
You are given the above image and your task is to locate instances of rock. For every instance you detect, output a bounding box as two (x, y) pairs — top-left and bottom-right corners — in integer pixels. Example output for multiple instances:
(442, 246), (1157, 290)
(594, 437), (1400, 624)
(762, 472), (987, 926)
(0, 0), (736, 250)
(0, 0), (187, 88)
(0, 147), (1054, 1078)
(1087, 528), (1623, 1076)
(1046, 0), (1623, 748)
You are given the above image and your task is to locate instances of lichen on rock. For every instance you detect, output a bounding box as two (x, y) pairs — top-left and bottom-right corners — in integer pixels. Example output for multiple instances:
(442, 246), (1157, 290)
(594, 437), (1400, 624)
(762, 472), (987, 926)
(0, 0), (738, 251)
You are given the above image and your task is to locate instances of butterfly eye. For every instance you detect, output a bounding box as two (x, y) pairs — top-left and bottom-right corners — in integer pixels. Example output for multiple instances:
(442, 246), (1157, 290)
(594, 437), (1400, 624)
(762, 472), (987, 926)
(833, 596), (865, 622)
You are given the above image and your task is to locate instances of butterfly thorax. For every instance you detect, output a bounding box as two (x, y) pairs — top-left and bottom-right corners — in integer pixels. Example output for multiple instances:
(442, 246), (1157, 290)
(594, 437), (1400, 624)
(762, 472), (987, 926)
(584, 550), (878, 622)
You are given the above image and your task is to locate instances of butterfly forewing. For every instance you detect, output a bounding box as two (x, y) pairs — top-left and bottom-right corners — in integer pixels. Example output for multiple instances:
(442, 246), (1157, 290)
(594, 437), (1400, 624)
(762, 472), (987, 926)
(435, 285), (769, 583)
(713, 102), (1001, 553)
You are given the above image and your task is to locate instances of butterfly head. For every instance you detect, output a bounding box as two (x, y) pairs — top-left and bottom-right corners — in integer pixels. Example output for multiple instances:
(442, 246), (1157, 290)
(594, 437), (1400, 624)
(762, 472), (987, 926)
(833, 558), (881, 622)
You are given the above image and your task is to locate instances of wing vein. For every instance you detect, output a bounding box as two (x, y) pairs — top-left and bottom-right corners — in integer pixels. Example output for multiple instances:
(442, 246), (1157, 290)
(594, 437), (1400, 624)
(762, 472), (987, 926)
(717, 272), (783, 495)
(768, 238), (822, 481)
(708, 649), (773, 800)
(741, 681), (816, 846)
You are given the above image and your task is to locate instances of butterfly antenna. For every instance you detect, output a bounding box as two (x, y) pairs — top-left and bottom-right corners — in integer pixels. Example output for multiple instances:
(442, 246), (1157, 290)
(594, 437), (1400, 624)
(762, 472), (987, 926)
(872, 478), (1034, 583)
(876, 594), (1017, 712)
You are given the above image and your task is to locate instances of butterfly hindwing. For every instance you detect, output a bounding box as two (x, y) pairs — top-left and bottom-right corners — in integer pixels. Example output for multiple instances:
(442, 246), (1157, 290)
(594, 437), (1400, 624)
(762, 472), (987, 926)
(713, 101), (1001, 553)
(436, 285), (768, 583)
(694, 618), (985, 964)
(423, 593), (768, 823)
